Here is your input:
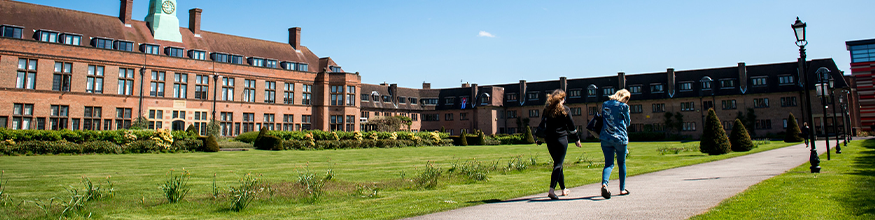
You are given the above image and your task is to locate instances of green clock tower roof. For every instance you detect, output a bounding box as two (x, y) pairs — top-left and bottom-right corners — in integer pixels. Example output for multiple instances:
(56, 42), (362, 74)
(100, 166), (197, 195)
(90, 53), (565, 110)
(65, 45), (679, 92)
(144, 0), (182, 42)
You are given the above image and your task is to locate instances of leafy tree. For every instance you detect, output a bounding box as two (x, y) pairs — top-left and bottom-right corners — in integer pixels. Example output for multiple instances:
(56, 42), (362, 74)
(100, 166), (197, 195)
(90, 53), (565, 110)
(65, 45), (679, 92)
(700, 109), (731, 155)
(394, 115), (413, 131)
(736, 108), (758, 137)
(785, 113), (804, 142)
(440, 126), (446, 133)
(131, 116), (149, 130)
(524, 126), (535, 144)
(206, 120), (221, 137)
(729, 119), (754, 152)
(674, 112), (684, 134)
(364, 116), (403, 132)
(664, 112), (675, 135)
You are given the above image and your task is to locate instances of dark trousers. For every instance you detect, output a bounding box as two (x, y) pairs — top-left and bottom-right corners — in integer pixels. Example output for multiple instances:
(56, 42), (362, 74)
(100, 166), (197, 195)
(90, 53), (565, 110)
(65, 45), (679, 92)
(546, 135), (568, 189)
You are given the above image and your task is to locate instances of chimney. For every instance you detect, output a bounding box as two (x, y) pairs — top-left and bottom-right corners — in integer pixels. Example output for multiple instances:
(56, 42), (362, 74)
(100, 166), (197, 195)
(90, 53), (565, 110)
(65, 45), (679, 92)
(738, 62), (747, 92)
(390, 84), (398, 102)
(422, 82), (431, 89)
(380, 82), (387, 86)
(519, 80), (527, 104)
(289, 27), (301, 50)
(559, 77), (567, 91)
(618, 72), (626, 89)
(471, 84), (478, 102)
(462, 82), (470, 88)
(667, 68), (675, 97)
(119, 0), (133, 25)
(189, 8), (202, 36)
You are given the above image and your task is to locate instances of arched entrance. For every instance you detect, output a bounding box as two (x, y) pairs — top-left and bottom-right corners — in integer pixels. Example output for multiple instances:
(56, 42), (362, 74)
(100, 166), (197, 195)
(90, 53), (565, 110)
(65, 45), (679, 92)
(171, 120), (186, 131)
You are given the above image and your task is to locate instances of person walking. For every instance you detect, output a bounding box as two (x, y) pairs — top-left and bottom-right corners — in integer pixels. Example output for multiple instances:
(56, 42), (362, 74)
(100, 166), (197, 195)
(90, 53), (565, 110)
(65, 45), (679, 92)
(801, 122), (810, 148)
(600, 89), (631, 199)
(536, 89), (581, 200)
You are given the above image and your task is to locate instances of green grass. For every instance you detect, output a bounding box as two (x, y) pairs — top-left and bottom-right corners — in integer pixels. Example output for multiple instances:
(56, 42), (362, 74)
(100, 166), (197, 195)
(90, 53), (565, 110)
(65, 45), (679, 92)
(692, 139), (875, 220)
(0, 141), (794, 219)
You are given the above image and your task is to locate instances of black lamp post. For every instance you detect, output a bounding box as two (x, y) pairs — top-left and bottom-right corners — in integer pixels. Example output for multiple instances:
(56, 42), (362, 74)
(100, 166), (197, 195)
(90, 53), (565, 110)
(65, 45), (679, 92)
(816, 68), (832, 160)
(793, 17), (820, 173)
(840, 90), (849, 146)
(700, 76), (713, 128)
(828, 76), (841, 154)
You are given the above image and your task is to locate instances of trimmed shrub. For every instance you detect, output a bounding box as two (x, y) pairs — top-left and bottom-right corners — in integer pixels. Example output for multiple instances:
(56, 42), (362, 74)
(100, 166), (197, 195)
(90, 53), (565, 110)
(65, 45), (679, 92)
(729, 119), (754, 152)
(203, 135), (220, 152)
(492, 134), (526, 145)
(255, 135), (283, 150)
(255, 126), (268, 143)
(700, 108), (731, 155)
(784, 113), (803, 142)
(172, 139), (202, 152)
(476, 130), (487, 145)
(235, 131), (260, 143)
(459, 130), (468, 146)
(81, 141), (123, 154)
(125, 140), (160, 153)
(524, 126), (535, 144)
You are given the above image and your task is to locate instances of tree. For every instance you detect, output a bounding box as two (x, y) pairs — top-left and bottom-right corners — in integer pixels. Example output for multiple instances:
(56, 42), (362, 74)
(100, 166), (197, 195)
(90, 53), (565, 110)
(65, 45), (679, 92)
(700, 108), (731, 155)
(674, 112), (684, 135)
(785, 113), (804, 142)
(664, 112), (675, 135)
(206, 120), (221, 137)
(729, 119), (754, 152)
(130, 116), (149, 130)
(476, 130), (487, 145)
(255, 126), (268, 143)
(459, 130), (469, 146)
(203, 134), (220, 152)
(736, 108), (758, 137)
(524, 126), (535, 144)
(364, 116), (403, 132)
(394, 115), (412, 131)
(440, 126), (446, 133)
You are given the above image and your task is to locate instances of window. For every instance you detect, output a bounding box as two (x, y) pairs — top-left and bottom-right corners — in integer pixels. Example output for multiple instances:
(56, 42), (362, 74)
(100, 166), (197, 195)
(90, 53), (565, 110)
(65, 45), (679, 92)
(702, 80), (712, 90)
(61, 34), (81, 45)
(703, 101), (714, 111)
(150, 71), (166, 97)
(189, 50), (206, 60)
(603, 87), (615, 96)
(781, 97), (797, 107)
(445, 97), (455, 105)
(722, 121), (733, 130)
(263, 113), (275, 130)
(222, 77), (235, 101)
(91, 38), (113, 49)
(347, 86), (356, 106)
(243, 79), (256, 102)
(652, 103), (666, 113)
(283, 83), (295, 104)
(753, 98), (769, 108)
(346, 115), (356, 131)
(455, 112), (467, 121)
(756, 119), (772, 129)
(680, 102), (695, 112)
(118, 68), (135, 95)
(281, 62), (297, 70)
(587, 87), (597, 97)
(83, 106), (102, 131)
(301, 115), (312, 130)
(330, 66), (342, 72)
(424, 114), (439, 121)
(172, 110), (186, 120)
(220, 112), (233, 136)
(173, 73), (188, 99)
(193, 111), (209, 135)
(264, 81), (276, 103)
(52, 62), (72, 92)
(86, 65), (104, 93)
(211, 53), (229, 62)
(527, 92), (539, 101)
(571, 107), (582, 116)
(297, 63), (309, 72)
(37, 30), (58, 43)
(330, 86), (344, 106)
(195, 75), (209, 100)
(650, 84), (664, 93)
(16, 58), (37, 90)
(679, 82), (693, 91)
(849, 44), (875, 63)
(506, 93), (518, 102)
(682, 122), (697, 131)
(166, 47), (185, 57)
(114, 40), (134, 51)
(751, 77), (767, 87)
(569, 90), (581, 98)
(115, 108), (132, 129)
(148, 109), (164, 129)
(779, 75), (795, 85)
(230, 55), (244, 64)
(242, 113), (255, 133)
(630, 104), (643, 113)
(249, 57), (265, 67)
(282, 114), (294, 131)
(302, 84), (312, 105)
(629, 85), (642, 94)
(50, 105), (69, 130)
(720, 79), (735, 89)
(722, 100), (737, 110)
(264, 60), (277, 68)
(12, 103), (34, 130)
(421, 98), (438, 105)
(445, 113), (454, 121)
(529, 109), (539, 118)
(330, 115), (344, 131)
(589, 106), (598, 115)
(361, 93), (369, 102)
(411, 113), (418, 121)
(142, 44), (160, 55)
(629, 124), (644, 132)
(1, 25), (23, 38)
(652, 123), (665, 132)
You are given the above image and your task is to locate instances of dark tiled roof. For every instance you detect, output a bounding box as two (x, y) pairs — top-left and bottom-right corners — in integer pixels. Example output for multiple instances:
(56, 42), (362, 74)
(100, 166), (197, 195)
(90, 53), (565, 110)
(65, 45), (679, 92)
(0, 0), (330, 70)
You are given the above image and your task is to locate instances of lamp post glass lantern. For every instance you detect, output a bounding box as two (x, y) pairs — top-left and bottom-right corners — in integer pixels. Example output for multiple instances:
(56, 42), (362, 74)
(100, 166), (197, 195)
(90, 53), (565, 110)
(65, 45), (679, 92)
(793, 17), (819, 173)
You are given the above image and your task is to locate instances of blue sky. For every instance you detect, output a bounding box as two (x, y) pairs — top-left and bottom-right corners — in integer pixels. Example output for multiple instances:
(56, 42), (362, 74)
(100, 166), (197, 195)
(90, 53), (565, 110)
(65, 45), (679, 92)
(22, 0), (875, 89)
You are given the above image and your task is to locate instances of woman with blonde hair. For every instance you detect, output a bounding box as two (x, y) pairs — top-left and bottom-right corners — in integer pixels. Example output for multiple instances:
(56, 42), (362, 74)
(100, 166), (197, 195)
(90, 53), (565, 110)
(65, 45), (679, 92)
(599, 89), (631, 199)
(536, 89), (581, 200)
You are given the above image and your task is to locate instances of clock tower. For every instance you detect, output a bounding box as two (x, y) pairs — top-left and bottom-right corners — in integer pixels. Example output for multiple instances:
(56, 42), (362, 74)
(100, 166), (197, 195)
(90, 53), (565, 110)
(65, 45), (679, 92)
(145, 0), (182, 42)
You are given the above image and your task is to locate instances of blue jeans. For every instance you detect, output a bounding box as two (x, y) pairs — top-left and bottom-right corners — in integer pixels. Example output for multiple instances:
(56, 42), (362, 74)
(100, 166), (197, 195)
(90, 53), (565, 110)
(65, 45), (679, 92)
(601, 141), (627, 191)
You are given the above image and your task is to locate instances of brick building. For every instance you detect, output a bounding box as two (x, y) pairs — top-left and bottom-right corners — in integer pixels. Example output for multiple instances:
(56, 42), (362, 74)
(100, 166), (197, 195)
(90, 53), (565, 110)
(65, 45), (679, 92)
(846, 38), (875, 132)
(0, 0), (360, 136)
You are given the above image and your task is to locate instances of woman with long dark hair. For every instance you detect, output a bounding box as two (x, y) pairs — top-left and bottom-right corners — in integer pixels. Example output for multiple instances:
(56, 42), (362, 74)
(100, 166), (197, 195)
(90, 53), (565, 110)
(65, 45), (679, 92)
(536, 89), (581, 200)
(600, 89), (631, 199)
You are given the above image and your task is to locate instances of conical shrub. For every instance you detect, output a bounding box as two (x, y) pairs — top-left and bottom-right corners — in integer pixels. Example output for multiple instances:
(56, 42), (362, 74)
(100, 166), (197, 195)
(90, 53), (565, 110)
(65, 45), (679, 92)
(255, 126), (268, 143)
(459, 130), (469, 146)
(729, 119), (754, 152)
(203, 134), (220, 152)
(524, 126), (535, 144)
(784, 113), (803, 142)
(476, 130), (487, 145)
(700, 108), (731, 155)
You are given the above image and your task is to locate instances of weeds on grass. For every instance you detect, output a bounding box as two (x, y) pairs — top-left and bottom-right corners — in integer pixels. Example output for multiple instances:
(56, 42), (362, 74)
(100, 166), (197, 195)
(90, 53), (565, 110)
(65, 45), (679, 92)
(212, 173), (221, 199)
(229, 173), (261, 212)
(753, 139), (770, 148)
(354, 184), (381, 198)
(81, 176), (114, 201)
(160, 169), (190, 203)
(26, 198), (55, 217)
(448, 159), (490, 181)
(506, 156), (528, 172)
(574, 152), (596, 168)
(0, 171), (9, 206)
(414, 161), (442, 189)
(297, 167), (331, 202)
(657, 144), (698, 155)
(61, 186), (89, 218)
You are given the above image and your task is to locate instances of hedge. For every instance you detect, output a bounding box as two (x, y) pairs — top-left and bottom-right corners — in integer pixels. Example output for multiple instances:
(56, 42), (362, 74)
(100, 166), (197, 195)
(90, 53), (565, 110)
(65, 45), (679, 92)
(280, 139), (454, 150)
(235, 130), (450, 143)
(0, 128), (203, 156)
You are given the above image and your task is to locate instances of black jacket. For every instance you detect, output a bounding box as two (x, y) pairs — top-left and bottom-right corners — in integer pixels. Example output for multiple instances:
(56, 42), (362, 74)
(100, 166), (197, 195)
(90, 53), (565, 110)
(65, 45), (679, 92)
(538, 106), (580, 142)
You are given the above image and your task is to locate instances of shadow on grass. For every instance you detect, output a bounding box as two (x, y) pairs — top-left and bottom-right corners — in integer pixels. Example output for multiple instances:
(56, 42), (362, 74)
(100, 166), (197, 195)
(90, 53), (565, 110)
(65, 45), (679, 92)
(468, 195), (606, 204)
(841, 139), (875, 216)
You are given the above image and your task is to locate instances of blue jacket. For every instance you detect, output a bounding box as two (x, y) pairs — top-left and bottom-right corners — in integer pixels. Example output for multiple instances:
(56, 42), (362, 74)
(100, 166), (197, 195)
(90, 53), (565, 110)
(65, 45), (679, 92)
(599, 100), (630, 145)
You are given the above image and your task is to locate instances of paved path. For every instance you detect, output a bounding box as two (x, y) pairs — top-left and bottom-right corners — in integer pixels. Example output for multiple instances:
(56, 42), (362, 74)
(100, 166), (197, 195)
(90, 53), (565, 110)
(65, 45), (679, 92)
(409, 140), (843, 220)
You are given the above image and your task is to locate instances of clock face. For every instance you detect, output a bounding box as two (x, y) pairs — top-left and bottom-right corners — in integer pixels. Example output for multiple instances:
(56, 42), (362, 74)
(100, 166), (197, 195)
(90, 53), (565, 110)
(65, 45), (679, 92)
(161, 1), (175, 14)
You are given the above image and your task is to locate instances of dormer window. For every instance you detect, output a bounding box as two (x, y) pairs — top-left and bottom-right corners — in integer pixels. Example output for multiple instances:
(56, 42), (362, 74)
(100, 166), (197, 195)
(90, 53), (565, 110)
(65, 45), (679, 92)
(568, 89), (582, 98)
(230, 55), (244, 64)
(141, 44), (160, 55)
(91, 37), (114, 49)
(629, 85), (642, 94)
(602, 87), (615, 96)
(188, 50), (206, 60)
(281, 62), (296, 70)
(248, 57), (265, 67)
(650, 83), (664, 93)
(679, 82), (693, 91)
(211, 53), (229, 62)
(779, 75), (795, 85)
(36, 30), (58, 43)
(330, 66), (342, 72)
(409, 97), (417, 104)
(114, 40), (134, 51)
(60, 34), (81, 45)
(165, 47), (185, 57)
(1, 25), (23, 38)
(265, 59), (277, 68)
(297, 63), (309, 72)
(720, 79), (736, 89)
(751, 76), (768, 87)
(398, 96), (406, 104)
